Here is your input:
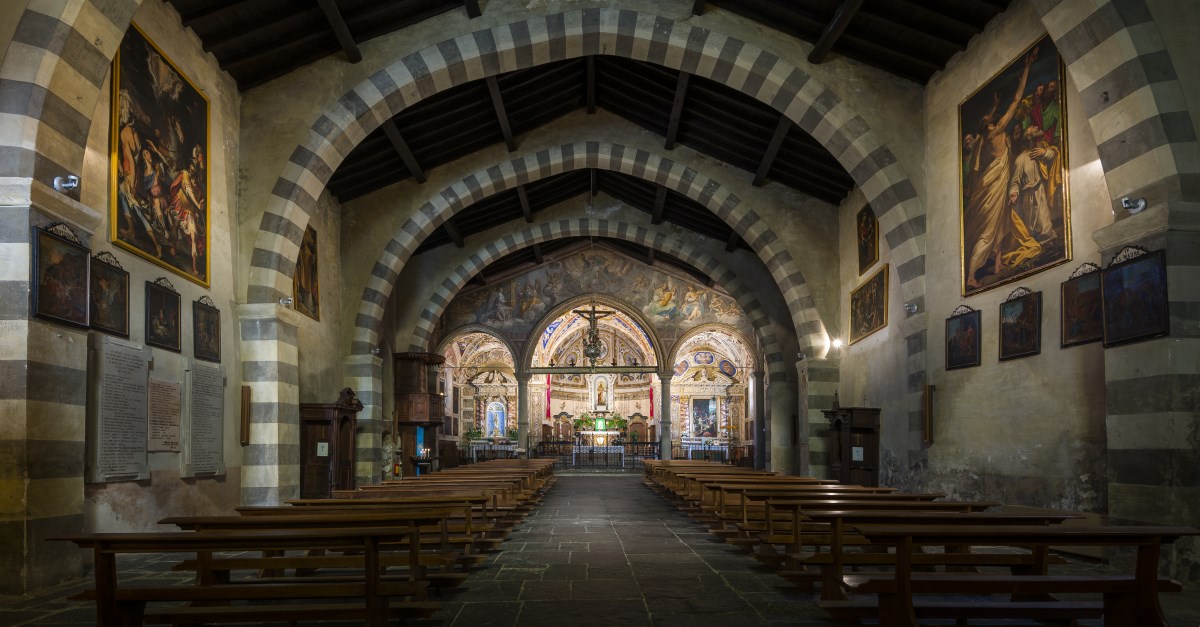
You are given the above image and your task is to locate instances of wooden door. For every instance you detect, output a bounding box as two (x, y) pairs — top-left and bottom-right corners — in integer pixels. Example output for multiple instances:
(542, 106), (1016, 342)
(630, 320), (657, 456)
(300, 420), (332, 499)
(334, 415), (355, 490)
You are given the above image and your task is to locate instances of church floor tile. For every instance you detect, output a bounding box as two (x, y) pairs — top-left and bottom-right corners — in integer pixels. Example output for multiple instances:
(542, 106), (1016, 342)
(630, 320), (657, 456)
(3, 474), (1200, 625)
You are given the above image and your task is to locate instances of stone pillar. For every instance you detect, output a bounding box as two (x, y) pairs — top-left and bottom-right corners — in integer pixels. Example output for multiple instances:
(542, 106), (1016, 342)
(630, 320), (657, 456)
(750, 371), (766, 470)
(239, 303), (303, 505)
(343, 352), (383, 485)
(658, 373), (673, 458)
(516, 372), (531, 451)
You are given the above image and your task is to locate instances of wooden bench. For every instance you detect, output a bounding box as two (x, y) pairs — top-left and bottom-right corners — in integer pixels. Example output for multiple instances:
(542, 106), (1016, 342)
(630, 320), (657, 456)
(50, 515), (455, 626)
(820, 523), (1200, 627)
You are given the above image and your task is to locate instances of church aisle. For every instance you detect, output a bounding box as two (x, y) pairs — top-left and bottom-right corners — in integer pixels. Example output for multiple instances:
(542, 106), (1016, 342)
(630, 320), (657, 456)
(435, 473), (830, 626)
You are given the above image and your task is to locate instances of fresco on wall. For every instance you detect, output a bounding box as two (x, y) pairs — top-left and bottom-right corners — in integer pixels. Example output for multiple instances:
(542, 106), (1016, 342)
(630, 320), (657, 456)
(445, 247), (753, 341)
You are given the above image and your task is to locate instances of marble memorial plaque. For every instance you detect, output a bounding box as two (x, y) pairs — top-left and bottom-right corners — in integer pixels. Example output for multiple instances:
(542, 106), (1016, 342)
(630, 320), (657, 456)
(182, 362), (225, 477)
(86, 334), (151, 482)
(147, 379), (181, 451)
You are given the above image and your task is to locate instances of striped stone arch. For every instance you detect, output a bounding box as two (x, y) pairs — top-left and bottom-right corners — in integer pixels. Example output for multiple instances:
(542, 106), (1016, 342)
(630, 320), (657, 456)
(246, 7), (932, 355)
(516, 293), (668, 371)
(404, 217), (790, 384)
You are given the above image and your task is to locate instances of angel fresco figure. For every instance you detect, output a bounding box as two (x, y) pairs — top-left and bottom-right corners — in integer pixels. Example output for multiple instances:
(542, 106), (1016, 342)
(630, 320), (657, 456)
(645, 280), (679, 320)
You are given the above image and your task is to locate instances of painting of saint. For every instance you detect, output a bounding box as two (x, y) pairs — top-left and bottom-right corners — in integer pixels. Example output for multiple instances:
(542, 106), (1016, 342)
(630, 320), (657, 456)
(292, 226), (319, 319)
(1101, 250), (1169, 347)
(33, 227), (90, 329)
(945, 309), (981, 370)
(857, 205), (878, 275)
(90, 256), (129, 338)
(1060, 271), (1102, 347)
(193, 299), (221, 362)
(692, 398), (717, 438)
(145, 280), (181, 352)
(999, 291), (1041, 360)
(849, 264), (888, 344)
(111, 24), (210, 287)
(960, 35), (1069, 296)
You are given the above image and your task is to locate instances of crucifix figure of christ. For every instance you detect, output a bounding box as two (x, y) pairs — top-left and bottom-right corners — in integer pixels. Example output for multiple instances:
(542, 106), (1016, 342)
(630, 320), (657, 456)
(573, 303), (615, 365)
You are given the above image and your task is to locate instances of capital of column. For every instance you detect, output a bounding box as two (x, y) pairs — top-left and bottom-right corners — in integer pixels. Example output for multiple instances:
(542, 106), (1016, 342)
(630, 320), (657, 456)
(515, 371), (532, 385)
(237, 302), (303, 329)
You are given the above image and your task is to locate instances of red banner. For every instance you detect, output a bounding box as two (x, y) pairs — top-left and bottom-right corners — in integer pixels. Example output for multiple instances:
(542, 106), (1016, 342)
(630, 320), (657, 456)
(650, 385), (654, 418)
(545, 374), (551, 419)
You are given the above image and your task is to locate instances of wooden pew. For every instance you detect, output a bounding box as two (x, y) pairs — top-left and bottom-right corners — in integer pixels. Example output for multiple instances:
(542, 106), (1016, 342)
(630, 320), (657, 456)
(821, 524), (1200, 627)
(792, 509), (1083, 599)
(50, 513), (455, 626)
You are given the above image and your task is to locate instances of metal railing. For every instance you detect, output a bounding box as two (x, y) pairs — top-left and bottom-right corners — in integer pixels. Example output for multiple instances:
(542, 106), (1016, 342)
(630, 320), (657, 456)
(533, 441), (661, 470)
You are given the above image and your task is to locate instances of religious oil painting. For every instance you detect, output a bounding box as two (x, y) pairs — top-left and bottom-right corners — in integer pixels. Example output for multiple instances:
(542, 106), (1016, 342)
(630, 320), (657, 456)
(1101, 250), (1169, 347)
(193, 299), (221, 363)
(90, 256), (130, 338)
(111, 23), (210, 287)
(945, 309), (981, 370)
(293, 225), (319, 320)
(1060, 271), (1102, 347)
(32, 226), (90, 329)
(692, 398), (717, 438)
(960, 35), (1070, 296)
(145, 281), (181, 352)
(857, 204), (878, 275)
(999, 291), (1041, 361)
(850, 264), (888, 345)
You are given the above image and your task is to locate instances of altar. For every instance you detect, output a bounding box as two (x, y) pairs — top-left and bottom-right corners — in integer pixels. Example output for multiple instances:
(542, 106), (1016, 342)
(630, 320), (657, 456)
(681, 436), (731, 462)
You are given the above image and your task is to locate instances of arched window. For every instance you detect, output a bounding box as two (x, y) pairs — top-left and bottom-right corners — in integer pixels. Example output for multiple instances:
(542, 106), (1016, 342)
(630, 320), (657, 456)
(486, 401), (506, 437)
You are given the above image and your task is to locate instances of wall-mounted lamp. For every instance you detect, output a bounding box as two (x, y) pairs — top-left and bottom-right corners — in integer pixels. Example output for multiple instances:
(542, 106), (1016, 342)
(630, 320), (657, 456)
(1121, 197), (1147, 214)
(796, 352), (806, 361)
(831, 339), (843, 349)
(904, 302), (919, 314)
(53, 174), (80, 193)
(371, 347), (382, 356)
(279, 296), (294, 306)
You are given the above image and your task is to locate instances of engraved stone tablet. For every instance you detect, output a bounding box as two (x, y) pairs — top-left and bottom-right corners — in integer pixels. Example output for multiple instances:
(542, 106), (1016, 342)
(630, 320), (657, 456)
(86, 334), (150, 483)
(147, 379), (181, 452)
(182, 362), (225, 477)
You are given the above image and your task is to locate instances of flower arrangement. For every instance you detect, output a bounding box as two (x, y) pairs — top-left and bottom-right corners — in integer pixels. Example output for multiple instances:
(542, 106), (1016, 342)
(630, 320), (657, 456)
(572, 413), (627, 431)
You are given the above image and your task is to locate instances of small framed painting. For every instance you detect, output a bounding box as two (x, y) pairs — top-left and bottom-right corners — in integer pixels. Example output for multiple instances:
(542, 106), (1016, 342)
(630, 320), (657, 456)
(32, 225), (90, 329)
(1060, 270), (1102, 347)
(145, 280), (181, 352)
(856, 204), (878, 275)
(293, 225), (320, 320)
(193, 298), (221, 362)
(849, 264), (888, 344)
(945, 309), (981, 370)
(90, 254), (130, 338)
(1101, 249), (1169, 347)
(999, 290), (1041, 361)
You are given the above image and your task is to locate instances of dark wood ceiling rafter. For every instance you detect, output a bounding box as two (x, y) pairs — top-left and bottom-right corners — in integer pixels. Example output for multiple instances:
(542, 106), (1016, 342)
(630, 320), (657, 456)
(316, 0), (363, 63)
(484, 76), (517, 152)
(807, 0), (865, 64)
(753, 115), (792, 187)
(517, 185), (533, 223)
(381, 120), (426, 184)
(663, 72), (691, 150)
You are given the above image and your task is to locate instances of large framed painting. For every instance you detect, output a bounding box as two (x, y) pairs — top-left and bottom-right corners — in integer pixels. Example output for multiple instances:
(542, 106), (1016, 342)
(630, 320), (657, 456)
(1060, 269), (1102, 347)
(849, 264), (888, 345)
(945, 309), (981, 370)
(110, 23), (210, 287)
(856, 204), (878, 275)
(32, 226), (90, 329)
(293, 225), (319, 320)
(960, 35), (1069, 296)
(1101, 249), (1169, 347)
(999, 290), (1041, 361)
(193, 298), (221, 363)
(145, 280), (181, 352)
(90, 254), (130, 338)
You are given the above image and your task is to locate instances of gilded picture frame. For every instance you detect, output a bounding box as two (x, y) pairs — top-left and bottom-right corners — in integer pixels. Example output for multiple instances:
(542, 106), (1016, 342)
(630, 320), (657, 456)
(293, 225), (320, 320)
(959, 35), (1070, 296)
(110, 23), (211, 287)
(849, 264), (888, 345)
(856, 204), (878, 275)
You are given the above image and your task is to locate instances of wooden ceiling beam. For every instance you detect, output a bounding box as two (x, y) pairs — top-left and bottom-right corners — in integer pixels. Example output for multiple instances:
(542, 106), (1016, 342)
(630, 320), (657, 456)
(808, 0), (865, 64)
(464, 0), (482, 19)
(381, 120), (426, 184)
(725, 230), (740, 253)
(517, 185), (533, 222)
(590, 169), (598, 197)
(586, 56), (597, 114)
(664, 72), (691, 150)
(646, 247), (656, 266)
(532, 243), (544, 265)
(180, 0), (258, 26)
(317, 0), (363, 63)
(692, 0), (707, 15)
(753, 115), (791, 187)
(443, 218), (464, 248)
(651, 186), (667, 225)
(484, 76), (517, 151)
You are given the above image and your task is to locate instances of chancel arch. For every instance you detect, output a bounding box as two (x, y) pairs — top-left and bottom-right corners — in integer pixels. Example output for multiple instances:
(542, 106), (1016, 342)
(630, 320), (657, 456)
(666, 324), (760, 463)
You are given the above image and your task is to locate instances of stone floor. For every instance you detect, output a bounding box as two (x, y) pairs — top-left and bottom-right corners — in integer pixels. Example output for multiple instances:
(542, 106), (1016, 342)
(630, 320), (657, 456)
(2, 473), (1199, 625)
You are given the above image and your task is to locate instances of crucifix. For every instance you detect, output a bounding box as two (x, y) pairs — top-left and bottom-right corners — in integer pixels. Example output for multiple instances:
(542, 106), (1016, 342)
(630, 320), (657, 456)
(572, 303), (615, 365)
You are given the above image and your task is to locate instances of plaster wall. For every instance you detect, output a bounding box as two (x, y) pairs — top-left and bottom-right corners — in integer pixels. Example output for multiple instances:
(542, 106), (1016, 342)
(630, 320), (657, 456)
(910, 0), (1112, 509)
(1147, 0), (1200, 162)
(77, 0), (244, 529)
(295, 190), (345, 403)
